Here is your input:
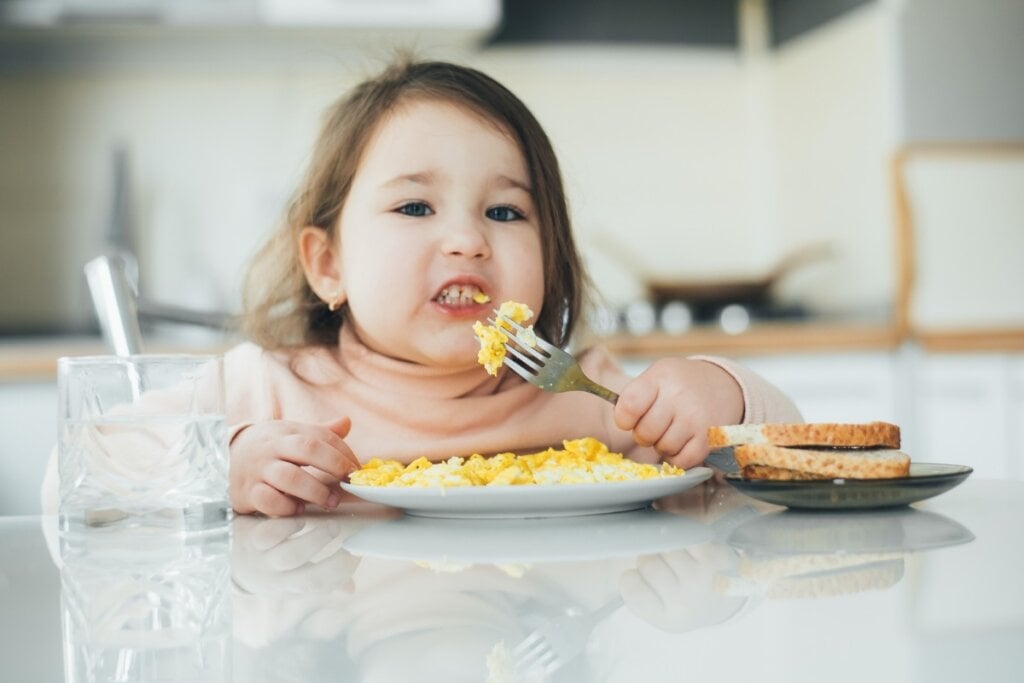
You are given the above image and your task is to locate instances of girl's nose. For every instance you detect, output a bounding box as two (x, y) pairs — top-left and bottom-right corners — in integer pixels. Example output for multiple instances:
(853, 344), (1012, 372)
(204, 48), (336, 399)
(441, 216), (491, 259)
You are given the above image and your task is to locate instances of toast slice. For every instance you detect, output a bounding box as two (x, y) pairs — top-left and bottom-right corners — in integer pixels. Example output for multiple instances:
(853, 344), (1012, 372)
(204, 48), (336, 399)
(708, 422), (900, 450)
(735, 444), (911, 480)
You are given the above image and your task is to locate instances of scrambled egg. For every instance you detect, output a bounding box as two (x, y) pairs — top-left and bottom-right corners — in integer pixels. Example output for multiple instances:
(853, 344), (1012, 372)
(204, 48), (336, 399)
(472, 292), (491, 304)
(348, 437), (684, 488)
(472, 300), (538, 376)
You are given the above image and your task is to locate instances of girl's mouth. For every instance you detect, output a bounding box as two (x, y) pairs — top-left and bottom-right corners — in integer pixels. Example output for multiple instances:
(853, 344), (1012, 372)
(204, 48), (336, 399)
(434, 283), (490, 307)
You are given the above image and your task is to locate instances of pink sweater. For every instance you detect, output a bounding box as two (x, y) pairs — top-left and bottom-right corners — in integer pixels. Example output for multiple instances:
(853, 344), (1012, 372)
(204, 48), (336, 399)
(41, 326), (801, 511)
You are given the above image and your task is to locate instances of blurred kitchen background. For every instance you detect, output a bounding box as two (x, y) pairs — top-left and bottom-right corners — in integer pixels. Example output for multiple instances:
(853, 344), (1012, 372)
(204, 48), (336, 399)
(1, 0), (1022, 513)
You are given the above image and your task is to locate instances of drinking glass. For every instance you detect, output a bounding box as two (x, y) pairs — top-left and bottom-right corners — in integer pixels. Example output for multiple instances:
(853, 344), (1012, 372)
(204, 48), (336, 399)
(57, 354), (230, 532)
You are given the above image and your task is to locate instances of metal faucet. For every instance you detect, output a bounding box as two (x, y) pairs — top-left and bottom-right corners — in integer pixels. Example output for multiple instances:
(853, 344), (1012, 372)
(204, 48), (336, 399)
(85, 252), (238, 356)
(85, 253), (143, 357)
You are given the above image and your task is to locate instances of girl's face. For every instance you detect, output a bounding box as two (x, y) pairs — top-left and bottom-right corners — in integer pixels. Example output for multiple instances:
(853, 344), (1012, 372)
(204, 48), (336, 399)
(335, 99), (545, 367)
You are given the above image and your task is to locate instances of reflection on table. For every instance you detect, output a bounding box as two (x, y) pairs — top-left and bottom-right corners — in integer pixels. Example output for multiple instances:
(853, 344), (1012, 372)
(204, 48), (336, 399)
(230, 507), (748, 681)
(4, 476), (1021, 683)
(59, 527), (231, 683)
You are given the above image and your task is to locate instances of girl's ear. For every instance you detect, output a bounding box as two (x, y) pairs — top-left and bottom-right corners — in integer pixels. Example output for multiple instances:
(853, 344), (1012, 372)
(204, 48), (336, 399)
(298, 226), (346, 309)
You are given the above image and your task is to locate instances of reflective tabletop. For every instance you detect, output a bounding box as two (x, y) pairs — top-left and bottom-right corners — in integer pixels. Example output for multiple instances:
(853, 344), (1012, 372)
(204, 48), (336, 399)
(1, 476), (1022, 682)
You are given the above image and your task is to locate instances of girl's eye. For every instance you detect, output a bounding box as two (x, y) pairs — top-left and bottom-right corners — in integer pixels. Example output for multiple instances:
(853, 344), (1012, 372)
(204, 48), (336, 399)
(486, 205), (525, 222)
(397, 202), (433, 217)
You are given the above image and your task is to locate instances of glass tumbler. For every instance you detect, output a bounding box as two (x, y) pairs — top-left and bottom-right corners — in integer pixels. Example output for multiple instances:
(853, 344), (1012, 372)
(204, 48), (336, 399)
(57, 354), (230, 532)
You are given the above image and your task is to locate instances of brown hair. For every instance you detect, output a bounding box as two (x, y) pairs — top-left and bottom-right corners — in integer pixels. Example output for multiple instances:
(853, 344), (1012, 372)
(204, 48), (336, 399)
(242, 57), (589, 350)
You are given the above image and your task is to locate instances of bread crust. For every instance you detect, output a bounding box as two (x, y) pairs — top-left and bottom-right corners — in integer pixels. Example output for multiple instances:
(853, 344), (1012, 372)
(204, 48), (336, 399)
(740, 465), (833, 481)
(735, 444), (910, 480)
(708, 421), (900, 449)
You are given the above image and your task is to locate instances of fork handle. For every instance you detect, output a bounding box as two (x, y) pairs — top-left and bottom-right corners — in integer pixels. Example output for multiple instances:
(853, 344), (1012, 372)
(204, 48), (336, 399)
(585, 383), (619, 405)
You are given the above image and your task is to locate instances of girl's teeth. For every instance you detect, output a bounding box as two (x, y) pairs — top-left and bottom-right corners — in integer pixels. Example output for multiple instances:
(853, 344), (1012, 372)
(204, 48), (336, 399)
(438, 285), (485, 305)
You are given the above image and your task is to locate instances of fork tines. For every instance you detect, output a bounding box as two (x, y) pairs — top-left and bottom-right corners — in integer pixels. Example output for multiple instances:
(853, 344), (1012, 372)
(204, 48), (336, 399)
(487, 314), (548, 379)
(493, 314), (555, 352)
(512, 633), (560, 673)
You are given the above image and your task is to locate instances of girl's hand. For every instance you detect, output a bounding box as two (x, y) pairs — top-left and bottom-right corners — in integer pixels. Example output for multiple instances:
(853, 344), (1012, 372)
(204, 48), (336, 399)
(230, 417), (360, 517)
(614, 358), (744, 469)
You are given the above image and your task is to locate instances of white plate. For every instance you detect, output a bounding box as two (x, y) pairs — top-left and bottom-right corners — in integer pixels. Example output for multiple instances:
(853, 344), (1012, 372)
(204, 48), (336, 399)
(342, 508), (713, 564)
(340, 467), (713, 519)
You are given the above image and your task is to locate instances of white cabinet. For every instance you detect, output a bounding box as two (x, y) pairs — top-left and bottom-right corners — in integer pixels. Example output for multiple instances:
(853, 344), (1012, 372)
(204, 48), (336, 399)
(0, 381), (56, 515)
(909, 353), (1024, 480)
(743, 352), (903, 425)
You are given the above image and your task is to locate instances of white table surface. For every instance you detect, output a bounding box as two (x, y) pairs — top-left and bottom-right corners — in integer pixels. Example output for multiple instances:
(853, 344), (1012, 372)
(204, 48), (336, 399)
(1, 476), (1022, 683)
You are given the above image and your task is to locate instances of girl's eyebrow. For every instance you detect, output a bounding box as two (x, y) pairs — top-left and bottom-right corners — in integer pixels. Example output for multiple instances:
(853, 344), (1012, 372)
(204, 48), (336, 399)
(495, 174), (532, 193)
(379, 171), (531, 192)
(380, 171), (435, 189)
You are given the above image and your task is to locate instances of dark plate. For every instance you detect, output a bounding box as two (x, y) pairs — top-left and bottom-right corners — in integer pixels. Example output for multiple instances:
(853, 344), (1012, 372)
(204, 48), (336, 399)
(724, 463), (973, 510)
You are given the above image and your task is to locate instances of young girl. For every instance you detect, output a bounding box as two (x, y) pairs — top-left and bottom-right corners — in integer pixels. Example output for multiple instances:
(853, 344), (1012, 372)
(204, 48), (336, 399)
(43, 58), (801, 517)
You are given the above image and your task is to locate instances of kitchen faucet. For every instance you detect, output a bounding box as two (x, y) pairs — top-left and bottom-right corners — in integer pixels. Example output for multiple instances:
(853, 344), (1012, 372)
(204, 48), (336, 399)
(85, 252), (238, 356)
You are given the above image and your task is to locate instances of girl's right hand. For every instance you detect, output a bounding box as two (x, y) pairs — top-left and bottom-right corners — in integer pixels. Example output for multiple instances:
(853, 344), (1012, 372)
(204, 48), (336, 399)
(230, 417), (360, 517)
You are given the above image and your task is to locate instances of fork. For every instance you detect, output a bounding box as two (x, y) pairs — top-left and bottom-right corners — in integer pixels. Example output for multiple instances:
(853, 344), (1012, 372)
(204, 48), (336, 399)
(489, 313), (619, 404)
(512, 596), (624, 676)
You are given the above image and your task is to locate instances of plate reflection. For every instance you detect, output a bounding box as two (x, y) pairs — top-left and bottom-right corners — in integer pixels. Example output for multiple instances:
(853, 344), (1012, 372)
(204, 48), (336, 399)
(718, 507), (975, 600)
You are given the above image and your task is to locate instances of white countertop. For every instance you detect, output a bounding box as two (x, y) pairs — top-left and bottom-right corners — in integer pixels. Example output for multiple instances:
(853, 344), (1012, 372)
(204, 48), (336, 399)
(1, 477), (1022, 682)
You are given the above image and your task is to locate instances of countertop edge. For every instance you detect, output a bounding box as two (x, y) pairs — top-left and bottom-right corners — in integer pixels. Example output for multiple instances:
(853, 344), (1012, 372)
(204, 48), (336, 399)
(3, 324), (1023, 381)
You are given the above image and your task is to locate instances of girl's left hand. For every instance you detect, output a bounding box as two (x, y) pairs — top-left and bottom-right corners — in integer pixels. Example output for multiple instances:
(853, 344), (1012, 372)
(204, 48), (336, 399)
(614, 358), (744, 469)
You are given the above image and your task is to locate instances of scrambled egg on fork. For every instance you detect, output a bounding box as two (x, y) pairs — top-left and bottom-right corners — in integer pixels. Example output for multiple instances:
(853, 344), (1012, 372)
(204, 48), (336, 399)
(348, 437), (684, 488)
(472, 300), (538, 376)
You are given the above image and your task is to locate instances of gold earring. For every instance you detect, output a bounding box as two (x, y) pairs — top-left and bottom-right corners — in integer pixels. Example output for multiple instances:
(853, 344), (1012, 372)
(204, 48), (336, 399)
(328, 294), (342, 312)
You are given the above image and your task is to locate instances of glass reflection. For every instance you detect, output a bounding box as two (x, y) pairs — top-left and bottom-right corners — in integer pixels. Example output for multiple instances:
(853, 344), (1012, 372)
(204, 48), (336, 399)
(58, 528), (231, 683)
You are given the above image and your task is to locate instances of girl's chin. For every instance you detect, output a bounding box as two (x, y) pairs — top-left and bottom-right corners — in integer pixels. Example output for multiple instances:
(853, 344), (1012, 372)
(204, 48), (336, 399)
(353, 323), (479, 368)
(433, 350), (480, 370)
(409, 344), (479, 369)
(380, 349), (477, 370)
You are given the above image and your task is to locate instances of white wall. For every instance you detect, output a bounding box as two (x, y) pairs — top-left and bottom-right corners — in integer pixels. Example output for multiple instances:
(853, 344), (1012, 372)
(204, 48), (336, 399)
(0, 11), (901, 331)
(475, 47), (764, 305)
(769, 4), (898, 314)
(0, 44), (772, 316)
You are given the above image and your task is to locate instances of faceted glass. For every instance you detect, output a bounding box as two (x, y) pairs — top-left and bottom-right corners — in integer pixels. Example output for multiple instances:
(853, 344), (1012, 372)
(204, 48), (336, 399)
(57, 354), (230, 532)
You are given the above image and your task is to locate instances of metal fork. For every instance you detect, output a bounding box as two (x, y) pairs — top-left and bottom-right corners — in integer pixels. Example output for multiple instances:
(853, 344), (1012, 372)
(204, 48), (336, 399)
(489, 313), (619, 404)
